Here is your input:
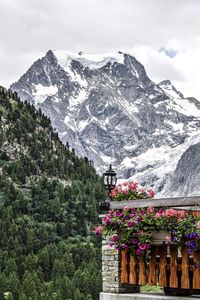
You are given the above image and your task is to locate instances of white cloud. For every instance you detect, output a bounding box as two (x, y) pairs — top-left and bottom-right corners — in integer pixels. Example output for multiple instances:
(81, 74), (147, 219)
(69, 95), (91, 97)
(0, 0), (200, 99)
(132, 45), (200, 99)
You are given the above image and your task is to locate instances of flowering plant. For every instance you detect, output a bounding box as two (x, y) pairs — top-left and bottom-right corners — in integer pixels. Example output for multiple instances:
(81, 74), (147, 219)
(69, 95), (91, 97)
(111, 181), (155, 201)
(94, 207), (200, 266)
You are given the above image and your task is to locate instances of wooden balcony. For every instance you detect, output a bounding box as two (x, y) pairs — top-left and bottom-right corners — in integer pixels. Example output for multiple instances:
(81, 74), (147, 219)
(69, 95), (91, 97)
(120, 245), (200, 296)
(102, 195), (200, 296)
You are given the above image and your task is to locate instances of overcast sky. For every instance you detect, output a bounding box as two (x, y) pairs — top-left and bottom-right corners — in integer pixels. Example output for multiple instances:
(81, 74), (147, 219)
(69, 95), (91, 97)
(1, 0), (200, 99)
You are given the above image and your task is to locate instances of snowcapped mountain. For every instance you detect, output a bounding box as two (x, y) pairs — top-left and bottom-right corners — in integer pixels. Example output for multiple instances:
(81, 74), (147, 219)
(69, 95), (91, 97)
(10, 50), (200, 195)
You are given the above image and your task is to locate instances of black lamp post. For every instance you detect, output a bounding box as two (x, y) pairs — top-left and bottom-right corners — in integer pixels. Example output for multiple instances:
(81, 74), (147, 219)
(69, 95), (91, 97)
(100, 164), (117, 212)
(103, 164), (117, 197)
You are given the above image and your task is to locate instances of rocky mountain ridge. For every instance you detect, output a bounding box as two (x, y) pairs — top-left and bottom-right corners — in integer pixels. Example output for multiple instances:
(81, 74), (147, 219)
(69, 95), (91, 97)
(10, 50), (200, 195)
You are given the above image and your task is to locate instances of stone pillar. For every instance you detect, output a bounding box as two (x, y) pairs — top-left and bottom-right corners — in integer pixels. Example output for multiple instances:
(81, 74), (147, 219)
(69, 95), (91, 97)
(102, 240), (120, 293)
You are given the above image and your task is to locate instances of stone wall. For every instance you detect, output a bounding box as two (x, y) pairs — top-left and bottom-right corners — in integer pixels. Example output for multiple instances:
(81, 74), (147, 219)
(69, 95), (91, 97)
(102, 240), (120, 293)
(102, 241), (140, 294)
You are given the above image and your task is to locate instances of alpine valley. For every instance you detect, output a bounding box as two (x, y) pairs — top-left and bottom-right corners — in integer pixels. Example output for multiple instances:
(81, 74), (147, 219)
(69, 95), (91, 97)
(11, 50), (200, 196)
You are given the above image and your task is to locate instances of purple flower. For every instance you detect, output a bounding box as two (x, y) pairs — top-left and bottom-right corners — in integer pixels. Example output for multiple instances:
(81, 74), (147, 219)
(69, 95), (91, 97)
(188, 240), (197, 249)
(120, 244), (128, 250)
(138, 243), (148, 250)
(93, 226), (103, 236)
(126, 221), (132, 227)
(111, 235), (119, 242)
(189, 232), (198, 239)
(172, 236), (178, 242)
(135, 249), (142, 256)
(132, 238), (138, 244)
(116, 211), (123, 217)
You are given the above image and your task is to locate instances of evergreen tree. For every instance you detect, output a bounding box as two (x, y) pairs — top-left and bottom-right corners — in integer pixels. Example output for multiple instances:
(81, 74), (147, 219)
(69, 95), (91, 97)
(0, 87), (104, 299)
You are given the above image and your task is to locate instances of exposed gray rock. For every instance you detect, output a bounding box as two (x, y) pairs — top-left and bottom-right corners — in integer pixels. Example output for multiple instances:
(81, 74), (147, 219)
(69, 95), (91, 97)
(10, 50), (200, 194)
(162, 142), (200, 196)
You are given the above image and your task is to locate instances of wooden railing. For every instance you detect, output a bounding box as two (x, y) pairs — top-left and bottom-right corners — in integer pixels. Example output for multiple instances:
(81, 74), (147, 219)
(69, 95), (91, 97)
(110, 196), (200, 295)
(120, 245), (200, 295)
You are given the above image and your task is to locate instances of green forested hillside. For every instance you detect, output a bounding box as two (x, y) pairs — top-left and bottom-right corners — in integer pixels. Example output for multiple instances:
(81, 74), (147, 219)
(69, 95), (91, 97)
(0, 87), (105, 300)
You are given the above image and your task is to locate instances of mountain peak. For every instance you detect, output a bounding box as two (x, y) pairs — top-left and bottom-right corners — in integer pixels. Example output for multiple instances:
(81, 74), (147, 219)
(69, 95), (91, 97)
(52, 49), (125, 70)
(158, 79), (184, 99)
(159, 79), (172, 86)
(10, 50), (200, 195)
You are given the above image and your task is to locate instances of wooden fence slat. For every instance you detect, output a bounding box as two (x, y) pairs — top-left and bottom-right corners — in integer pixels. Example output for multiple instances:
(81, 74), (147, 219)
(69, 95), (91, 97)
(121, 249), (129, 284)
(193, 251), (200, 289)
(193, 211), (200, 217)
(148, 245), (157, 286)
(158, 245), (167, 286)
(138, 252), (146, 285)
(169, 246), (178, 288)
(181, 247), (190, 289)
(129, 255), (137, 284)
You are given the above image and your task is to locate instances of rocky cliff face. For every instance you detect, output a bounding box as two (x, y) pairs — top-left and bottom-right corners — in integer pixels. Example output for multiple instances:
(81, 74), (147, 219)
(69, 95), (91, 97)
(161, 142), (200, 196)
(10, 50), (200, 194)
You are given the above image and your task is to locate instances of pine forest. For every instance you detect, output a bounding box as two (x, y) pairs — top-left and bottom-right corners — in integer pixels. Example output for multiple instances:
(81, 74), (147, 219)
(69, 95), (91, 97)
(0, 87), (105, 300)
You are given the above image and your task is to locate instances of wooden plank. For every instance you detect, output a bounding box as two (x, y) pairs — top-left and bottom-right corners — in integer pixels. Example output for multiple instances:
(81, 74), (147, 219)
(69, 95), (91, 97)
(121, 249), (129, 284)
(110, 196), (200, 209)
(129, 255), (137, 285)
(138, 253), (146, 285)
(158, 245), (167, 287)
(192, 211), (200, 217)
(169, 246), (178, 288)
(148, 245), (157, 286)
(193, 251), (200, 289)
(181, 247), (190, 289)
(174, 206), (200, 211)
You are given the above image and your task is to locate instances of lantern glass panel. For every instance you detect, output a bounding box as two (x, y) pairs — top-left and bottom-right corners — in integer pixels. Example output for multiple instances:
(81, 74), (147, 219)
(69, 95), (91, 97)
(111, 175), (117, 186)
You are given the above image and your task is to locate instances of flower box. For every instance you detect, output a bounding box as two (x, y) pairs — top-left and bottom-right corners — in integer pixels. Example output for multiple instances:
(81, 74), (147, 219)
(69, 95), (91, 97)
(152, 231), (171, 245)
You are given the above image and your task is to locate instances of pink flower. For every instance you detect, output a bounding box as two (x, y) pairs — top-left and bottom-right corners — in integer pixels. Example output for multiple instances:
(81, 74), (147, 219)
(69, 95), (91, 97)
(123, 182), (128, 186)
(126, 221), (132, 227)
(197, 222), (200, 229)
(117, 188), (122, 193)
(124, 206), (130, 211)
(111, 235), (119, 242)
(147, 189), (155, 198)
(123, 189), (128, 195)
(165, 235), (171, 242)
(117, 220), (122, 224)
(164, 209), (185, 220)
(111, 189), (117, 197)
(147, 206), (155, 213)
(155, 212), (163, 218)
(138, 243), (149, 250)
(93, 226), (103, 236)
(128, 181), (138, 191)
(135, 249), (142, 256)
